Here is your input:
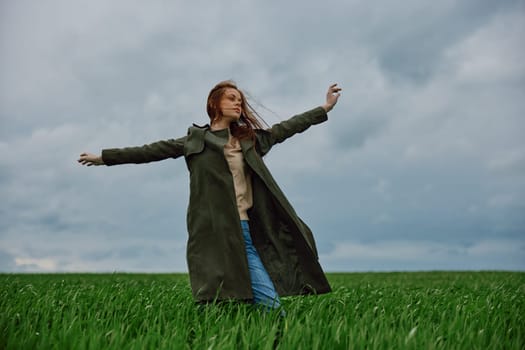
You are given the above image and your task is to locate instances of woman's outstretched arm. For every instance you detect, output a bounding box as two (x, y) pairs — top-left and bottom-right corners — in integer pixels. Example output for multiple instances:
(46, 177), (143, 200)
(77, 137), (186, 167)
(256, 83), (342, 155)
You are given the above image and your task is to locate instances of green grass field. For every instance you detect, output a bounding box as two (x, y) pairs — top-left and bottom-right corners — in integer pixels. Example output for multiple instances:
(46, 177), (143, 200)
(1, 272), (523, 349)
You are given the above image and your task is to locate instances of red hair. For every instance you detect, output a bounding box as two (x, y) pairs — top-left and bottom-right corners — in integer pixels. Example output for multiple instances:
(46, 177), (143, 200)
(206, 80), (267, 141)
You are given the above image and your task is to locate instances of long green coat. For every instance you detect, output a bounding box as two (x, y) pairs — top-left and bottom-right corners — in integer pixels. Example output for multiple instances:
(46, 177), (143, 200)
(102, 106), (332, 302)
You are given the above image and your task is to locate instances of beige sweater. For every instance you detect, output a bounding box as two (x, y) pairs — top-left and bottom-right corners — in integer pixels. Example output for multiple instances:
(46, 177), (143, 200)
(223, 133), (253, 220)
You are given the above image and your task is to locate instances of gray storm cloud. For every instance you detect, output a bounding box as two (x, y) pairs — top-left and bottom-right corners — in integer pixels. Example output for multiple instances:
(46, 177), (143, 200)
(1, 0), (524, 272)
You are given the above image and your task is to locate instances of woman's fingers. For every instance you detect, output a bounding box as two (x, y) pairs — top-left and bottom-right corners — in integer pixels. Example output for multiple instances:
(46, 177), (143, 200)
(328, 83), (342, 94)
(327, 84), (341, 102)
(78, 154), (88, 164)
(78, 152), (98, 166)
(322, 83), (342, 112)
(327, 84), (342, 99)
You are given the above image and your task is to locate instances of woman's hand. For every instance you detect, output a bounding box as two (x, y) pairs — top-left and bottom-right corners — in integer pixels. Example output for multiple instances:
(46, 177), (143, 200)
(77, 152), (104, 166)
(322, 83), (342, 113)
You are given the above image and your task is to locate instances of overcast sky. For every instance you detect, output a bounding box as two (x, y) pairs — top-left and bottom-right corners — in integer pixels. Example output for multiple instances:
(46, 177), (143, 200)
(1, 0), (524, 273)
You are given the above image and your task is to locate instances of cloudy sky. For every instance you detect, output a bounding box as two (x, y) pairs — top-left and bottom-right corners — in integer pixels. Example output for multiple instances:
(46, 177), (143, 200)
(1, 0), (524, 273)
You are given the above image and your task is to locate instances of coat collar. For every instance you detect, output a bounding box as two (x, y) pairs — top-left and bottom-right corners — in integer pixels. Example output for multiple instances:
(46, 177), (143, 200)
(186, 124), (255, 155)
(240, 138), (255, 153)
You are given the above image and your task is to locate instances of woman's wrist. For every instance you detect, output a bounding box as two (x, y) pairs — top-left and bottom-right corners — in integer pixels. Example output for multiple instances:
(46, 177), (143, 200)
(322, 104), (333, 113)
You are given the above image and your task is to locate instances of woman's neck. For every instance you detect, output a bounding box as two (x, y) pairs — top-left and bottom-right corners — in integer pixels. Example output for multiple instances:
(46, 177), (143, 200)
(210, 119), (232, 131)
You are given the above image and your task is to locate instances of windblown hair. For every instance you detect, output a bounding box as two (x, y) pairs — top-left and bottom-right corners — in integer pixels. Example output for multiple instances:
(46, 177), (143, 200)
(206, 80), (268, 141)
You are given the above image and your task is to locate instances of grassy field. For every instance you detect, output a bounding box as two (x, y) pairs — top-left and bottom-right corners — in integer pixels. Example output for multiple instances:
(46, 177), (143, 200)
(1, 272), (523, 349)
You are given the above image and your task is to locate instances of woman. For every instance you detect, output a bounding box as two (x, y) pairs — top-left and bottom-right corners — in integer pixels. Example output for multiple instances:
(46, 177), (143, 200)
(78, 81), (342, 312)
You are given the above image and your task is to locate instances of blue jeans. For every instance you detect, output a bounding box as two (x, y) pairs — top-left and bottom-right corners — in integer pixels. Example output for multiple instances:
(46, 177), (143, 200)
(240, 220), (282, 311)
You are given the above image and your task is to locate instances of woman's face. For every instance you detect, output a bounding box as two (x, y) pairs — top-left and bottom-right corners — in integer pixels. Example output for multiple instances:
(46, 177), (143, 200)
(218, 88), (242, 122)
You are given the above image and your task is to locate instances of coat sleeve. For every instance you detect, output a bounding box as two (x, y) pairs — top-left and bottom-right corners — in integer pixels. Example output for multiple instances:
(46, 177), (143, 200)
(255, 106), (328, 156)
(101, 136), (186, 166)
